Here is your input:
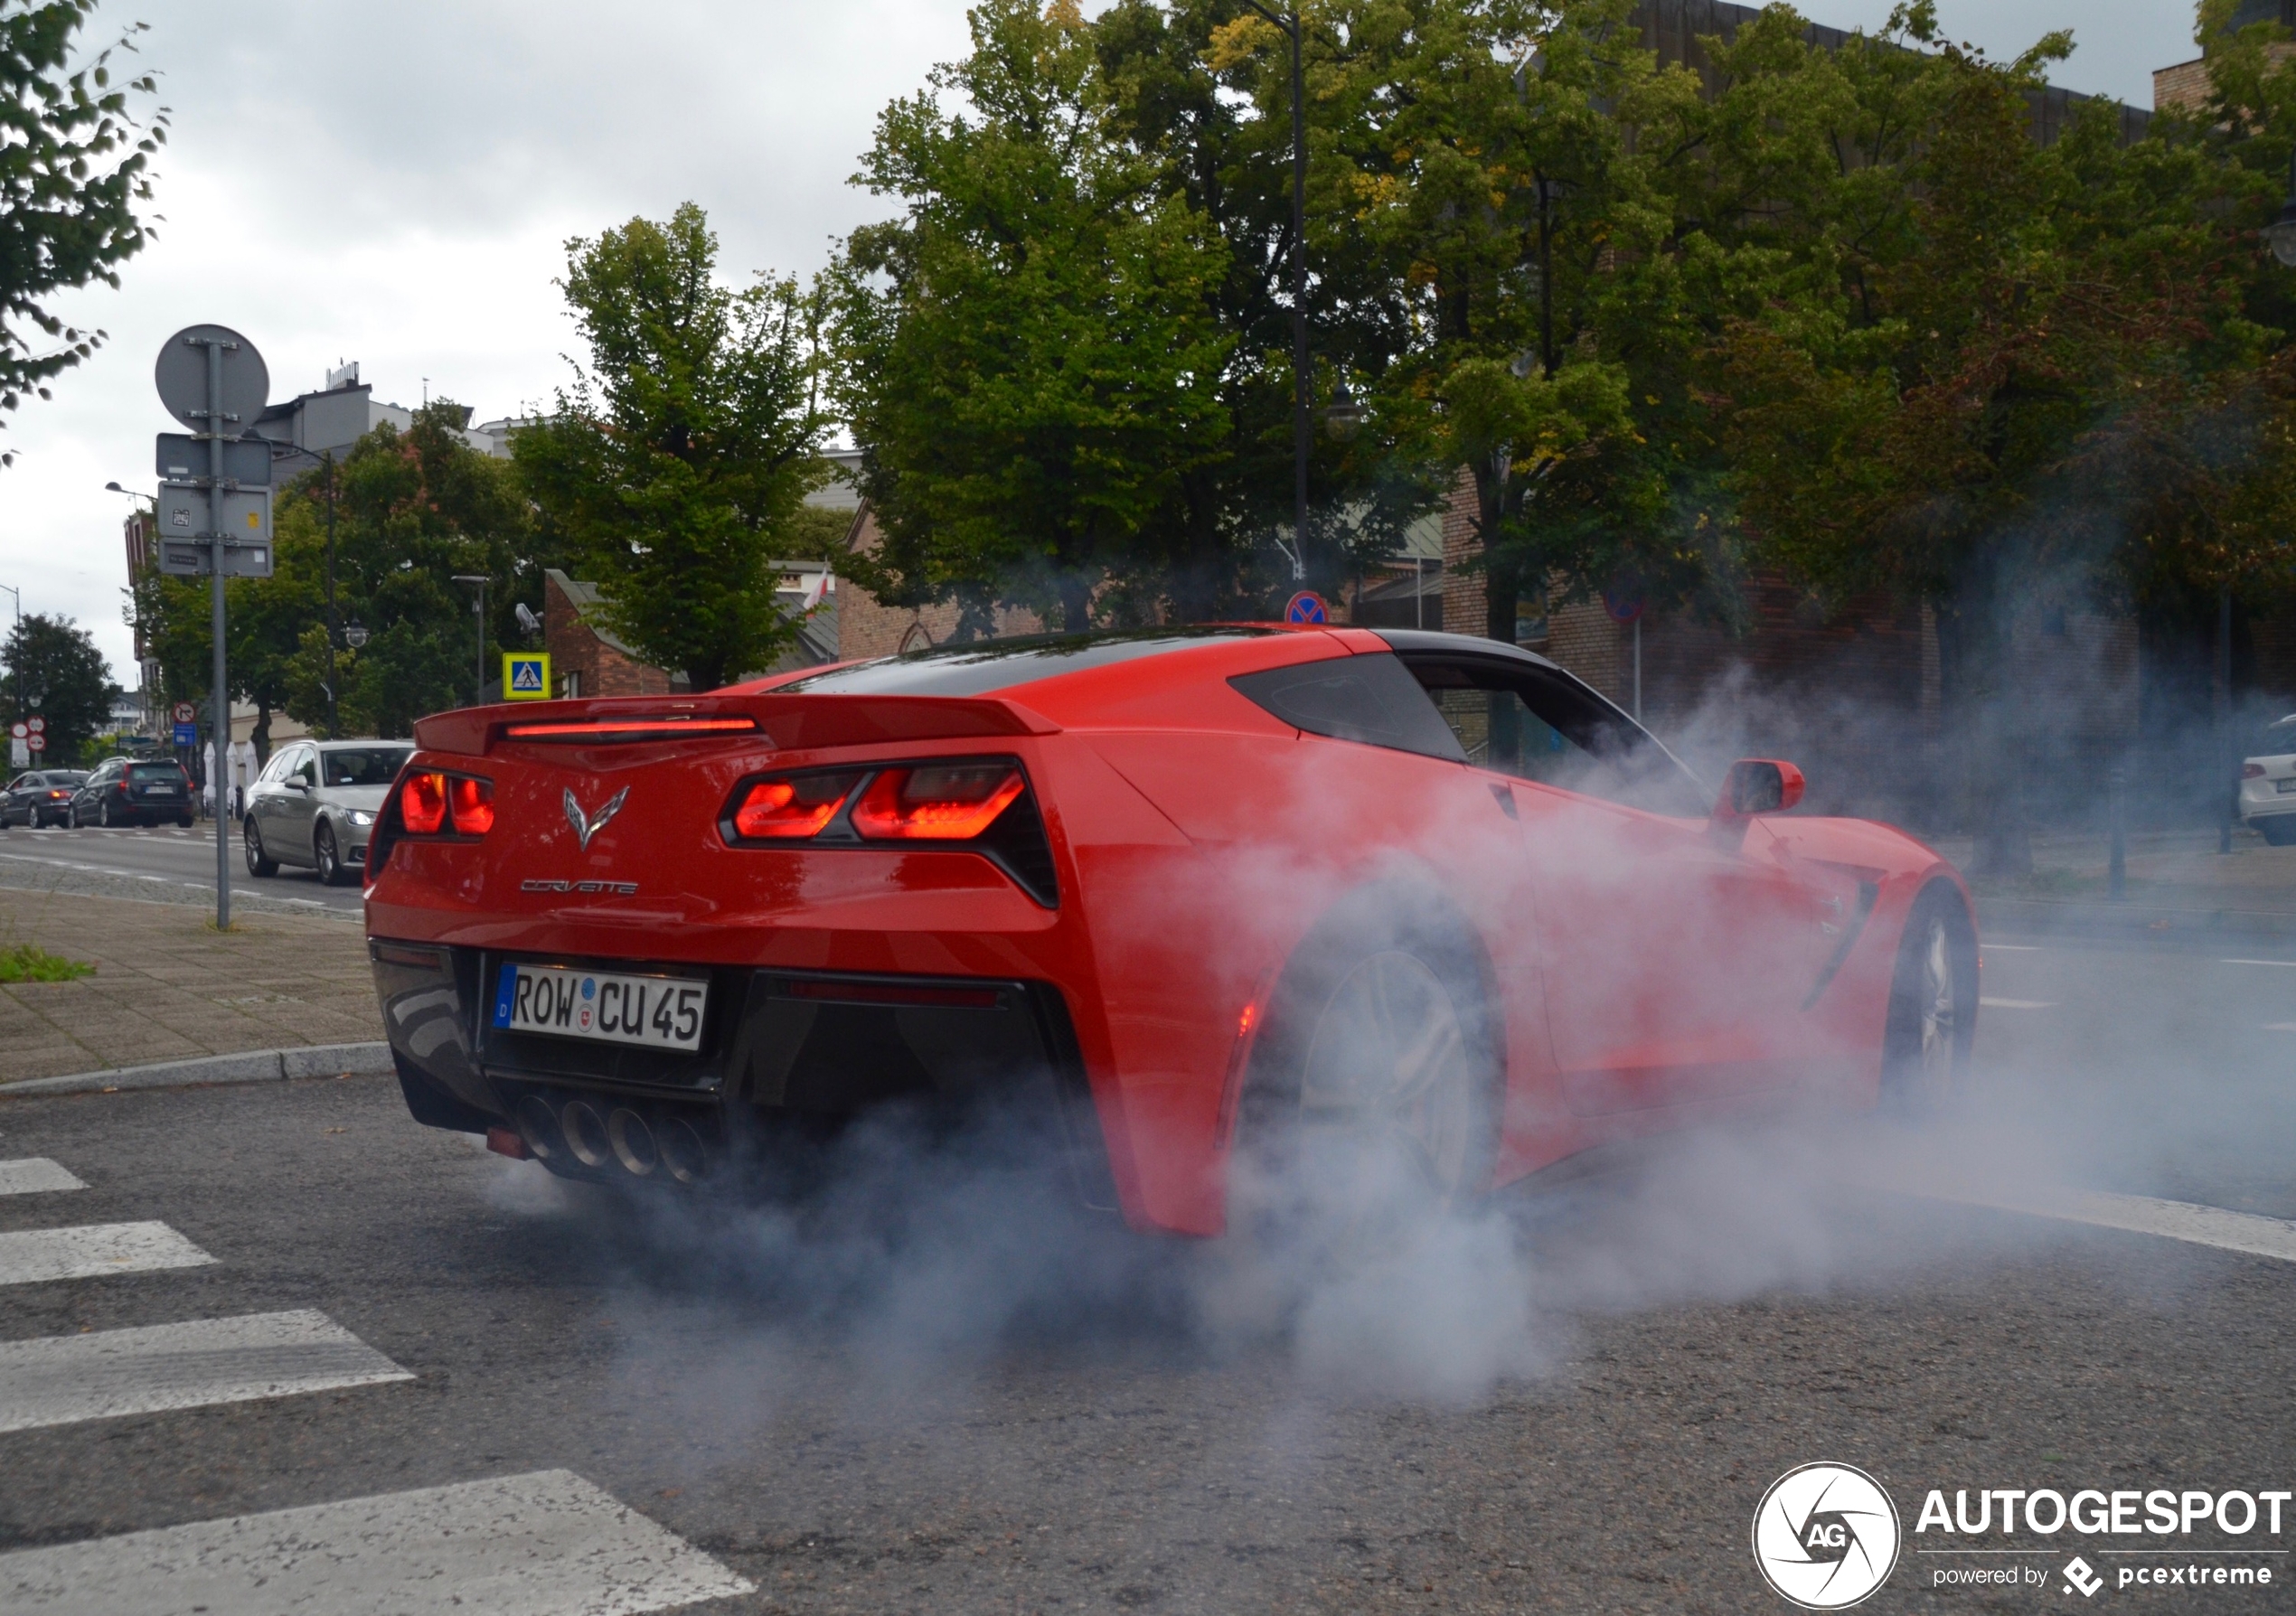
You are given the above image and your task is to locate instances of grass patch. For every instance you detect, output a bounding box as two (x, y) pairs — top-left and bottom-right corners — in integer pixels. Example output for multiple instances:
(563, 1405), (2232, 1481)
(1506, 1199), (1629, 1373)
(0, 943), (93, 983)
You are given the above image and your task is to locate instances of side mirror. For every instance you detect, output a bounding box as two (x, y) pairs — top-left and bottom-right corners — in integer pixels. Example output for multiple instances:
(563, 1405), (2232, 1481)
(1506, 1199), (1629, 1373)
(1716, 758), (1805, 820)
(284, 777), (310, 793)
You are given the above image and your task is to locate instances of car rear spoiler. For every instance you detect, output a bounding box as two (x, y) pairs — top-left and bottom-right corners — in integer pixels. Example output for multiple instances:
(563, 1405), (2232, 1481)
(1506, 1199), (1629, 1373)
(411, 692), (1062, 757)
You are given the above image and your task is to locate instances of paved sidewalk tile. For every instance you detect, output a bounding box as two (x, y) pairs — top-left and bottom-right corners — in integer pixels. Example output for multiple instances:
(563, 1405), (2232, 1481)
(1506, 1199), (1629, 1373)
(0, 888), (378, 1085)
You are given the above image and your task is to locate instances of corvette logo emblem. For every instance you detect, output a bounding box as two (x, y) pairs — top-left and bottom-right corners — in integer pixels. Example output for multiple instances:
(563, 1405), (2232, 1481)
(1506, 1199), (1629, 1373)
(563, 786), (628, 850)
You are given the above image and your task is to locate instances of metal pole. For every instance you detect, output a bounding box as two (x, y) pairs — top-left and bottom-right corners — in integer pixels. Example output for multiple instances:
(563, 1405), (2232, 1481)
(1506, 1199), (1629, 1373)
(202, 336), (231, 929)
(324, 450), (337, 737)
(2218, 584), (2234, 855)
(2108, 761), (2127, 901)
(1416, 555), (1425, 630)
(1287, 7), (1307, 587)
(1633, 615), (1642, 721)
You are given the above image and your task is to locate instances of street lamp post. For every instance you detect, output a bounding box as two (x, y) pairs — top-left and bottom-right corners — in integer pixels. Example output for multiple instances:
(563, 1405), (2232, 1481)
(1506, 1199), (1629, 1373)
(0, 583), (19, 745)
(323, 450), (339, 735)
(452, 576), (488, 707)
(1238, 0), (1311, 586)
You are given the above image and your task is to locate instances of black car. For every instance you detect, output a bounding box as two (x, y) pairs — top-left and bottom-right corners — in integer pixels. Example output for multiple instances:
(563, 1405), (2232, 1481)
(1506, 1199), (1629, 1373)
(70, 757), (196, 828)
(0, 770), (89, 829)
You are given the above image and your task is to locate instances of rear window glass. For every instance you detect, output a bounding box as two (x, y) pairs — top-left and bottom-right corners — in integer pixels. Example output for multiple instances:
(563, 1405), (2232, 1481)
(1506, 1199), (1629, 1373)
(324, 747), (412, 786)
(1229, 653), (1469, 763)
(2254, 719), (2296, 758)
(776, 628), (1275, 699)
(49, 772), (86, 785)
(127, 762), (185, 779)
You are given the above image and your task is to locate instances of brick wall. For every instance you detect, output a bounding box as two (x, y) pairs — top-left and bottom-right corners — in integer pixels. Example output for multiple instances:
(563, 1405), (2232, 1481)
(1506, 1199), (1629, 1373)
(2153, 58), (2210, 112)
(835, 506), (1043, 661)
(543, 572), (674, 699)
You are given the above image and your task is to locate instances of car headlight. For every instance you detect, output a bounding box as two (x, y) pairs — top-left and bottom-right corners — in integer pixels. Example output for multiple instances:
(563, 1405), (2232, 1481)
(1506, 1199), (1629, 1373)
(347, 810), (376, 827)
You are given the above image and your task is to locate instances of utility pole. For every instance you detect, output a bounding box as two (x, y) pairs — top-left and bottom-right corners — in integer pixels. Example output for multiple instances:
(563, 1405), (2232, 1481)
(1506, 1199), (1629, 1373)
(1239, 0), (1310, 585)
(454, 576), (489, 706)
(324, 450), (338, 735)
(0, 583), (19, 738)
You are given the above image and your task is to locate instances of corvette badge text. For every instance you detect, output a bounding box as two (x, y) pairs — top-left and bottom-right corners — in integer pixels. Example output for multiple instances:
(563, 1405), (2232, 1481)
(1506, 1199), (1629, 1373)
(1755, 1465), (2290, 1606)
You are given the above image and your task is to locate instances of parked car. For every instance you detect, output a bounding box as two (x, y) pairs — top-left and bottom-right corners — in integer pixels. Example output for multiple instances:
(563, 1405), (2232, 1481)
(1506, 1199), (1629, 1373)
(70, 758), (196, 827)
(0, 770), (89, 828)
(2241, 714), (2296, 846)
(367, 626), (1977, 1226)
(243, 738), (414, 886)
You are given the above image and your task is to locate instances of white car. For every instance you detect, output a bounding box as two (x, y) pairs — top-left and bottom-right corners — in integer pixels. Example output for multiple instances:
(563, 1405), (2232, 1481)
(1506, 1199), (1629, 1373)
(2241, 714), (2296, 846)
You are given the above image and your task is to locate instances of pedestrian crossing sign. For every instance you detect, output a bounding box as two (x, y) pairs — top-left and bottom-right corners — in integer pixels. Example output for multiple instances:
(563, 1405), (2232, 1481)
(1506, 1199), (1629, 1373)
(503, 653), (550, 700)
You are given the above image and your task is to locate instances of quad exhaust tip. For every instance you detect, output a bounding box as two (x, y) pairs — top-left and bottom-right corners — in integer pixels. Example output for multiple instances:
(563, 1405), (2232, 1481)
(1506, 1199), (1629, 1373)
(513, 1094), (709, 1184)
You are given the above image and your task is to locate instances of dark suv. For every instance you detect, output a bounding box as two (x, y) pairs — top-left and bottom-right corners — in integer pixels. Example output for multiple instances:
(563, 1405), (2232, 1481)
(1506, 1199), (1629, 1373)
(71, 758), (196, 828)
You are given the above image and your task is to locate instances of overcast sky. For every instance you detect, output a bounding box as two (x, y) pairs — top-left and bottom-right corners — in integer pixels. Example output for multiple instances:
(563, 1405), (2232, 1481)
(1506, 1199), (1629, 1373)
(0, 0), (2199, 683)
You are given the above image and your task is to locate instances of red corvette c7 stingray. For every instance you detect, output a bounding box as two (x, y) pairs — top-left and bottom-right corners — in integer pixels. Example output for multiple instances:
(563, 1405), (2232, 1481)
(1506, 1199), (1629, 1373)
(366, 626), (1976, 1235)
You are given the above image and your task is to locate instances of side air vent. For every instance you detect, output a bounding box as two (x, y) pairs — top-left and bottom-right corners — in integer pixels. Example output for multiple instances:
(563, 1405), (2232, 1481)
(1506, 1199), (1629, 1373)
(979, 787), (1059, 908)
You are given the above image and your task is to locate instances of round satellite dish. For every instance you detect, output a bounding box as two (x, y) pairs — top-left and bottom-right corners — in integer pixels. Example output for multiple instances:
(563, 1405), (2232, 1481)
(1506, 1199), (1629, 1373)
(153, 324), (269, 434)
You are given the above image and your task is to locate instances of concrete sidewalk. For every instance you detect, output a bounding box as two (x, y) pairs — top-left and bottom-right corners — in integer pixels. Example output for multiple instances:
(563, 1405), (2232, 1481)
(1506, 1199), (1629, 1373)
(0, 887), (380, 1085)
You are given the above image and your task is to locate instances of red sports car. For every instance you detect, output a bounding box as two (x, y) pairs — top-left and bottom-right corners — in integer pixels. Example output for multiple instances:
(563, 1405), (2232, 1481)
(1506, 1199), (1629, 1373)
(365, 626), (1976, 1235)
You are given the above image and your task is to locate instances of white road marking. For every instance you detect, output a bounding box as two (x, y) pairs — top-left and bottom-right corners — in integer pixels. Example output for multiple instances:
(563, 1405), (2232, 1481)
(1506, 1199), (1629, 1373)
(0, 1468), (755, 1615)
(0, 1221), (212, 1285)
(0, 1309), (411, 1433)
(1980, 998), (2056, 1010)
(2266, 1023), (2296, 1032)
(1910, 1185), (2296, 1266)
(2223, 958), (2296, 968)
(1981, 944), (2042, 951)
(0, 1159), (84, 1196)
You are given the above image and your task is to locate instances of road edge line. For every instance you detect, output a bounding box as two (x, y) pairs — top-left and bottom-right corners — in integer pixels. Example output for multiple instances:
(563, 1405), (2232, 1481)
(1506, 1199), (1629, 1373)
(0, 1042), (391, 1099)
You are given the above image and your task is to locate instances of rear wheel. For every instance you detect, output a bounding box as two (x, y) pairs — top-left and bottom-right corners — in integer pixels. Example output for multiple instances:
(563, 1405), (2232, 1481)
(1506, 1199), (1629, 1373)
(97, 796), (113, 828)
(2258, 817), (2296, 848)
(244, 820), (278, 877)
(1237, 904), (1501, 1248)
(1881, 884), (1978, 1115)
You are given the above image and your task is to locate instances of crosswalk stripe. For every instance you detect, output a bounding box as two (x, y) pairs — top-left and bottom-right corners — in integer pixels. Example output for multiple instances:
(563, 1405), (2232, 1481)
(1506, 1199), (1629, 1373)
(0, 1221), (212, 1285)
(0, 1467), (755, 1614)
(0, 1159), (84, 1196)
(0, 1309), (411, 1433)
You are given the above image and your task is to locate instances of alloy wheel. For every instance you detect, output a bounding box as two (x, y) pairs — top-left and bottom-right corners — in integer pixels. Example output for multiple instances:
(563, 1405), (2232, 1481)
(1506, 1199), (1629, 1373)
(1297, 949), (1479, 1206)
(1914, 915), (1957, 1102)
(316, 826), (339, 885)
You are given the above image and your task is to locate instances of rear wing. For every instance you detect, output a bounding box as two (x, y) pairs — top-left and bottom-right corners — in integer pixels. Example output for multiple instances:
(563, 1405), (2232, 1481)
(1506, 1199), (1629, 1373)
(411, 692), (1061, 757)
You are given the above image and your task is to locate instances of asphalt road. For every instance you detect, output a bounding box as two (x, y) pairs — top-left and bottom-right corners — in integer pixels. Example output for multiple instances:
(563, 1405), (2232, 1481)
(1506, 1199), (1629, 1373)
(0, 928), (2291, 1613)
(0, 822), (362, 913)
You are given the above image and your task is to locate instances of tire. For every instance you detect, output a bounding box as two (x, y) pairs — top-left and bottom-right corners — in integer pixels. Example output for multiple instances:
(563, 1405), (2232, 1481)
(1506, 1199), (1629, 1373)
(1237, 899), (1502, 1248)
(178, 816), (194, 829)
(315, 822), (349, 887)
(244, 820), (278, 878)
(1881, 883), (1979, 1116)
(98, 796), (113, 828)
(2259, 818), (2296, 849)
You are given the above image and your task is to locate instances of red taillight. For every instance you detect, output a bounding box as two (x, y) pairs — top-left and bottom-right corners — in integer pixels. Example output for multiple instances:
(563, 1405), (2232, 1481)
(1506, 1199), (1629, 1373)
(732, 772), (858, 839)
(2244, 762), (2268, 779)
(401, 771), (447, 834)
(850, 764), (1024, 841)
(449, 776), (494, 834)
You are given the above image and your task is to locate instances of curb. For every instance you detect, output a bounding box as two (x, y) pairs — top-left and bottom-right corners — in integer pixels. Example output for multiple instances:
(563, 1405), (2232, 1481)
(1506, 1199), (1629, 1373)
(0, 1041), (393, 1099)
(1980, 897), (2296, 942)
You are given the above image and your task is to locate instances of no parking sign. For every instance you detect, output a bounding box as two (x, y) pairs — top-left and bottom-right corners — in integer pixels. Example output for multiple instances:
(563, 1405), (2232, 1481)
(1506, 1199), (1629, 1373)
(1284, 591), (1328, 625)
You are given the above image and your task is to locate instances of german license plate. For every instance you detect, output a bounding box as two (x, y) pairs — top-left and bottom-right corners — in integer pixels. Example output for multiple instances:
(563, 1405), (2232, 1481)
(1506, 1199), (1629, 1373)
(2276, 778), (2296, 794)
(143, 784), (175, 794)
(491, 963), (706, 1050)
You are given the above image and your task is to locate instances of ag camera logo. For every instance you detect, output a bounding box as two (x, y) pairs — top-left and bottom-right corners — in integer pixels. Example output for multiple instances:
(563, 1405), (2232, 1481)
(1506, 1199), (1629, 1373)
(1754, 1463), (1902, 1609)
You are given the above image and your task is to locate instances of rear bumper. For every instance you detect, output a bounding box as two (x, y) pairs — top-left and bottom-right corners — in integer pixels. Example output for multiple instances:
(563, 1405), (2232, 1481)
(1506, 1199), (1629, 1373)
(372, 937), (1116, 1208)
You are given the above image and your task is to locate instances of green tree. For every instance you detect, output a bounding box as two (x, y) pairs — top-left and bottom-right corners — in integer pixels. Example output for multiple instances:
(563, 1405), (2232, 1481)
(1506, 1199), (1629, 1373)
(515, 203), (828, 690)
(128, 401), (540, 744)
(830, 0), (1233, 634)
(0, 2), (165, 465)
(1, 612), (115, 763)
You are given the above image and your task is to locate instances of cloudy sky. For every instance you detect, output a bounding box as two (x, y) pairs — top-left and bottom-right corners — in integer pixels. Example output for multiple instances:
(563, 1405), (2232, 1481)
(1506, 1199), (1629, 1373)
(0, 0), (2199, 682)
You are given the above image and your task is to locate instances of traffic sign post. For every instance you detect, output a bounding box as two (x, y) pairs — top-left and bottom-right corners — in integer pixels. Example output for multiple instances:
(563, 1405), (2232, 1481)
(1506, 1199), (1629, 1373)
(172, 701), (196, 726)
(25, 734), (42, 754)
(155, 324), (270, 930)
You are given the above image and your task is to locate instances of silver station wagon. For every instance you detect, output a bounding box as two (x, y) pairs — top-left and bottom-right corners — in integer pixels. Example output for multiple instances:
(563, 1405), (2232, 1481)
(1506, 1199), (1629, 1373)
(243, 738), (413, 886)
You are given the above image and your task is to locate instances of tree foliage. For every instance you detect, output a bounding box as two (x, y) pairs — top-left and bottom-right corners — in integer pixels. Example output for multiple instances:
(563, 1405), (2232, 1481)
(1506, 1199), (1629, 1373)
(130, 402), (543, 745)
(1, 611), (113, 762)
(0, 1), (165, 465)
(514, 203), (829, 690)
